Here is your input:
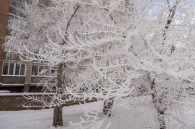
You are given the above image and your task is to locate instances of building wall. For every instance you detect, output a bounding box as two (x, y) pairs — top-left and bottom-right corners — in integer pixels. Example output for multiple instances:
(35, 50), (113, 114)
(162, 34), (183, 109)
(0, 0), (10, 83)
(0, 0), (56, 93)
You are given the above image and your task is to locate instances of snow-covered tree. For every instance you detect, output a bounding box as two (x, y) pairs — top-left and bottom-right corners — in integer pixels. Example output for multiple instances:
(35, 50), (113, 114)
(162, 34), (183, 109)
(5, 0), (195, 128)
(64, 0), (195, 128)
(5, 0), (82, 127)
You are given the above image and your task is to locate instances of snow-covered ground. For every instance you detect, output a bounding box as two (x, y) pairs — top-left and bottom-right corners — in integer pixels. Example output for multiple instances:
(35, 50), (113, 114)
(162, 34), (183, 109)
(1, 97), (195, 129)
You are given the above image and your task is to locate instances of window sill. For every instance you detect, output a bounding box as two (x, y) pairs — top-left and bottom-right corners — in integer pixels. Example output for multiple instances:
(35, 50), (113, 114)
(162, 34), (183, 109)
(31, 75), (57, 77)
(1, 75), (25, 77)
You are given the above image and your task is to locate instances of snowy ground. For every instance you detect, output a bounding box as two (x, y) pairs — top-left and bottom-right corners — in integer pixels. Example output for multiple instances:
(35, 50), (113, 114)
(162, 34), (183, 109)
(1, 97), (195, 129)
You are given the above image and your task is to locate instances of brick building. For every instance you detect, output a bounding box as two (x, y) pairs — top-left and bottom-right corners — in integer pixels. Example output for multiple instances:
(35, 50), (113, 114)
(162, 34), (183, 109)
(0, 0), (57, 93)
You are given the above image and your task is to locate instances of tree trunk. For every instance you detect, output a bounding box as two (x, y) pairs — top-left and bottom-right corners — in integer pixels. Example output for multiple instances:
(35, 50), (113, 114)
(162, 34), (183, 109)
(103, 98), (114, 116)
(147, 74), (166, 129)
(52, 63), (66, 127)
(157, 110), (166, 129)
(152, 92), (166, 129)
(53, 105), (63, 127)
(152, 93), (166, 129)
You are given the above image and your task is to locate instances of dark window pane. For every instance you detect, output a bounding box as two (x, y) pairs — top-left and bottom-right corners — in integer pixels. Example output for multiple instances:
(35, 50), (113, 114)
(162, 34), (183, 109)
(15, 64), (20, 75)
(20, 64), (25, 75)
(32, 65), (38, 75)
(9, 63), (14, 75)
(10, 0), (16, 7)
(39, 0), (51, 6)
(51, 67), (57, 76)
(10, 0), (31, 12)
(3, 63), (9, 75)
(15, 0), (20, 9)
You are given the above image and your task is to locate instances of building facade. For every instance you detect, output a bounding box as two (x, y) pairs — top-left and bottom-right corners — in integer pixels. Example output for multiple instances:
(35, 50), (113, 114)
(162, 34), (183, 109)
(0, 0), (57, 93)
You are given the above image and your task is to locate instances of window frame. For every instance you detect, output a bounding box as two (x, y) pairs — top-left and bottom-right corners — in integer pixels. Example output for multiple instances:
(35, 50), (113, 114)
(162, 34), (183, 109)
(31, 65), (58, 77)
(2, 62), (26, 76)
(10, 0), (31, 13)
(7, 15), (29, 33)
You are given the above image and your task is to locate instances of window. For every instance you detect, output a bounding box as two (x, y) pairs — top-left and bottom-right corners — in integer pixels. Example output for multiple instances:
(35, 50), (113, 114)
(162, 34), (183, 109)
(20, 64), (25, 75)
(32, 65), (38, 75)
(2, 62), (25, 76)
(32, 65), (57, 77)
(10, 0), (16, 7)
(51, 67), (58, 76)
(2, 63), (9, 75)
(39, 0), (51, 6)
(9, 63), (14, 75)
(10, 0), (31, 13)
(8, 16), (29, 32)
(33, 47), (46, 55)
(15, 64), (20, 75)
(39, 66), (45, 76)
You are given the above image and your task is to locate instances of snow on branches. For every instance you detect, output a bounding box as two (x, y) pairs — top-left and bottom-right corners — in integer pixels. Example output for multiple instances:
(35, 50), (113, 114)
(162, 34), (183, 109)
(4, 0), (195, 128)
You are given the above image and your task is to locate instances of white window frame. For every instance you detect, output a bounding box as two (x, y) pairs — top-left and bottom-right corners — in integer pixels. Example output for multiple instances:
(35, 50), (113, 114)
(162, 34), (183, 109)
(31, 65), (57, 77)
(2, 62), (26, 76)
